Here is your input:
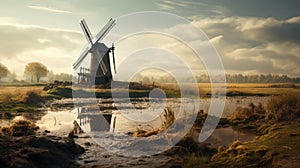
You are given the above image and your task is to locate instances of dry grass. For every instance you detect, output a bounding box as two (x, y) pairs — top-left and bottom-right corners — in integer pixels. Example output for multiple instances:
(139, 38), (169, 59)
(132, 108), (175, 137)
(145, 83), (300, 97)
(0, 86), (44, 104)
(0, 119), (39, 136)
(161, 108), (175, 130)
(266, 93), (300, 121)
(183, 153), (210, 168)
(210, 119), (300, 167)
(231, 103), (265, 121)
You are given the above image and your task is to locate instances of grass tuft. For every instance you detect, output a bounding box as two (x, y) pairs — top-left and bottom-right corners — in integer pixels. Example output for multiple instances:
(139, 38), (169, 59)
(266, 93), (300, 121)
(1, 119), (39, 136)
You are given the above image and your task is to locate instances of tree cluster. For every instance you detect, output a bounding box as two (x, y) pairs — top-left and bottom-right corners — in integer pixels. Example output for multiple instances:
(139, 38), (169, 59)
(24, 62), (48, 83)
(0, 62), (73, 83)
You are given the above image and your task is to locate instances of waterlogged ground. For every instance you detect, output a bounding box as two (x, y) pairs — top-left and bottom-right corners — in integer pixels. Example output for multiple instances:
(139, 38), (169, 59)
(0, 96), (267, 167)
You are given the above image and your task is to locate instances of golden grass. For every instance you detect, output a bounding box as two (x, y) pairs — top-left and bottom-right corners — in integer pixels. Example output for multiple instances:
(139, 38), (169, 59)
(266, 93), (300, 121)
(152, 83), (300, 96)
(132, 108), (175, 137)
(1, 119), (39, 136)
(0, 86), (43, 103)
(0, 86), (43, 94)
(0, 83), (299, 103)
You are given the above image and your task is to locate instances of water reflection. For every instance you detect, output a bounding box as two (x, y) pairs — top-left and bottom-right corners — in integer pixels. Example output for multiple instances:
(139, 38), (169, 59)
(36, 110), (77, 135)
(77, 106), (112, 132)
(0, 97), (267, 149)
(75, 105), (163, 134)
(202, 127), (256, 148)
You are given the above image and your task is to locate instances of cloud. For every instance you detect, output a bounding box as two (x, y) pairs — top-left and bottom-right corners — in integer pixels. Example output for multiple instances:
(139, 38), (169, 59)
(0, 23), (85, 76)
(111, 15), (300, 77)
(28, 5), (72, 14)
(156, 0), (229, 17)
(0, 23), (82, 58)
(191, 16), (300, 76)
(1, 13), (300, 78)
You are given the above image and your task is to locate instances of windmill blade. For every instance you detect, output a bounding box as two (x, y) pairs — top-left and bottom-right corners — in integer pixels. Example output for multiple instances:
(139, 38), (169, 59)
(73, 44), (92, 69)
(80, 19), (93, 45)
(111, 43), (116, 74)
(94, 18), (116, 43)
(93, 49), (108, 75)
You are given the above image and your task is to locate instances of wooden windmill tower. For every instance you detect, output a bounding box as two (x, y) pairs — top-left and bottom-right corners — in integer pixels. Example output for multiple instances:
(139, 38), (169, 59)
(73, 18), (117, 85)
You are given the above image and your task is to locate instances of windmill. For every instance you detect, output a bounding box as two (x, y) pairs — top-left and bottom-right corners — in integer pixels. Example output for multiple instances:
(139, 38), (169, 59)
(73, 18), (117, 85)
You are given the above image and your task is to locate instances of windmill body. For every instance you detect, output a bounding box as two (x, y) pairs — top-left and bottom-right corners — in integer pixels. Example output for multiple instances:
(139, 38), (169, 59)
(73, 18), (116, 85)
(90, 43), (113, 84)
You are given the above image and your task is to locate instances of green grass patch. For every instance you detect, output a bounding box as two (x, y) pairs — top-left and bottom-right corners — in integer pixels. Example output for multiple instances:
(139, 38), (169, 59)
(210, 120), (300, 167)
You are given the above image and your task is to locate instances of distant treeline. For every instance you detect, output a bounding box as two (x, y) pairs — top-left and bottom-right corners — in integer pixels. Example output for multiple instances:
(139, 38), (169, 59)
(0, 62), (73, 83)
(47, 71), (73, 83)
(133, 74), (300, 83)
(207, 74), (299, 83)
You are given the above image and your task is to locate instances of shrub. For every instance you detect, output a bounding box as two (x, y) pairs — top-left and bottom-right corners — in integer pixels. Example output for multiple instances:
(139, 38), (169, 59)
(22, 91), (44, 105)
(266, 93), (300, 121)
(1, 120), (39, 136)
(231, 103), (265, 121)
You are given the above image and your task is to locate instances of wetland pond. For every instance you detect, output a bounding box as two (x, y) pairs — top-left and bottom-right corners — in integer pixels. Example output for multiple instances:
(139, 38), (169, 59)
(0, 96), (267, 166)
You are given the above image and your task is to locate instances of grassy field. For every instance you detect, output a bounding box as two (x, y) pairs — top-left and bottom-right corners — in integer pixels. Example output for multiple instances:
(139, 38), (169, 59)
(0, 86), (43, 103)
(0, 83), (299, 102)
(152, 83), (300, 97)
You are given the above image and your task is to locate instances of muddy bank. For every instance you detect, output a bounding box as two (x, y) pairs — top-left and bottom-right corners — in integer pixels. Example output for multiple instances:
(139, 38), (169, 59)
(0, 135), (84, 168)
(74, 130), (216, 168)
(0, 120), (84, 168)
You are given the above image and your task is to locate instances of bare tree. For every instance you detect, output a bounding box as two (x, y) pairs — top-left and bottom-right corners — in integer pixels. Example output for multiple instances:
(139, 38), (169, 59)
(24, 62), (48, 83)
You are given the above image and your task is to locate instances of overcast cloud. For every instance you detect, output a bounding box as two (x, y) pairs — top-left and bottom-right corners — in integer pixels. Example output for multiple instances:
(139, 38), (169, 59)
(0, 1), (299, 78)
(193, 16), (300, 76)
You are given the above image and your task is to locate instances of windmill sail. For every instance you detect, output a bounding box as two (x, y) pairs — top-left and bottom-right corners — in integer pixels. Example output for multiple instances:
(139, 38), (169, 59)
(73, 44), (91, 69)
(80, 19), (93, 45)
(94, 18), (116, 42)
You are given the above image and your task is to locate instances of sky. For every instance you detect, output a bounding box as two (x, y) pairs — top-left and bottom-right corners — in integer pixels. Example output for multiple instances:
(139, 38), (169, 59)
(0, 0), (300, 79)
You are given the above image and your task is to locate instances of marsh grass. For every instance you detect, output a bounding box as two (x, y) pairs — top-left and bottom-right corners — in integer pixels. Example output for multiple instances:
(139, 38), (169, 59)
(161, 108), (175, 130)
(132, 107), (175, 137)
(231, 103), (265, 121)
(210, 93), (300, 167)
(0, 119), (39, 136)
(210, 120), (300, 167)
(230, 93), (300, 124)
(183, 153), (210, 168)
(266, 93), (300, 121)
(148, 83), (300, 97)
(0, 87), (43, 104)
(22, 91), (45, 105)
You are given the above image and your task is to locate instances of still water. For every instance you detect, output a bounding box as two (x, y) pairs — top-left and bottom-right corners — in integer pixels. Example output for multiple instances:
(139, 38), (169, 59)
(0, 96), (265, 150)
